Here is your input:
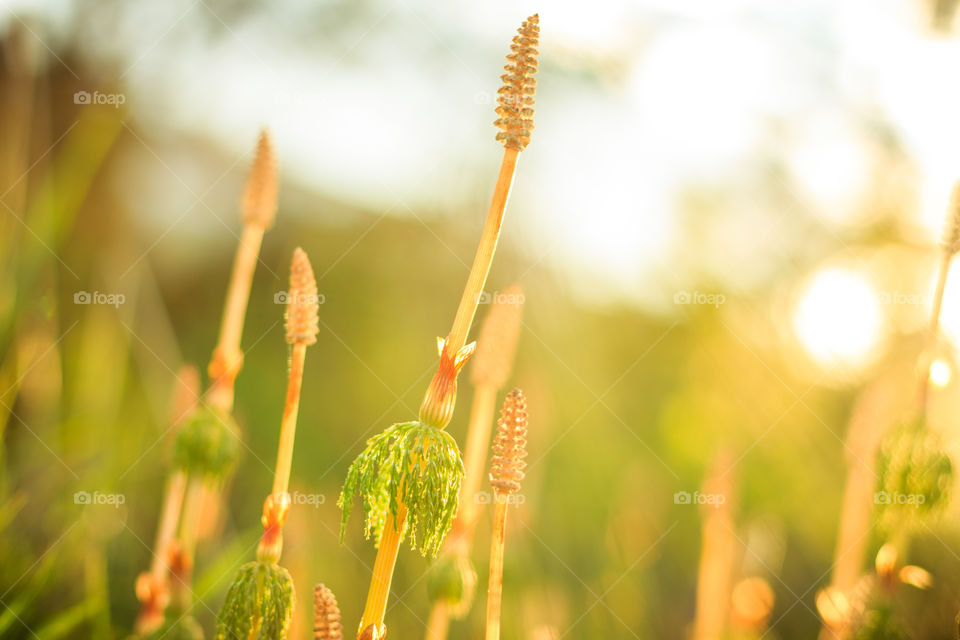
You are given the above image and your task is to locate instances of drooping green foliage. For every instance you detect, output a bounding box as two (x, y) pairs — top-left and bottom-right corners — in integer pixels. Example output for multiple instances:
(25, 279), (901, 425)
(339, 421), (464, 558)
(875, 419), (953, 533)
(427, 554), (477, 617)
(173, 407), (240, 480)
(215, 561), (294, 640)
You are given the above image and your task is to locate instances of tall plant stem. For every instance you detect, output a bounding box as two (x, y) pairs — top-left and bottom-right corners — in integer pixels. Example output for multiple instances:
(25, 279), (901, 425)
(359, 505), (407, 636)
(460, 384), (499, 531)
(171, 474), (205, 609)
(424, 602), (449, 640)
(208, 224), (266, 412)
(150, 470), (187, 580)
(447, 148), (519, 353)
(484, 493), (510, 640)
(359, 150), (520, 640)
(273, 342), (306, 495)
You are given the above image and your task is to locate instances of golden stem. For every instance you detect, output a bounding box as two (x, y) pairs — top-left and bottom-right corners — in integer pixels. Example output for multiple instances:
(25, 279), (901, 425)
(484, 494), (510, 640)
(458, 384), (499, 542)
(149, 470), (187, 580)
(273, 342), (307, 495)
(447, 148), (519, 353)
(172, 474), (205, 608)
(359, 506), (408, 637)
(208, 224), (266, 412)
(424, 601), (450, 640)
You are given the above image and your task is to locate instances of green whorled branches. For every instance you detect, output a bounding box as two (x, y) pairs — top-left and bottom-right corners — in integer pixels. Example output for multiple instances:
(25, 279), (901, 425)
(339, 421), (464, 558)
(215, 561), (294, 640)
(874, 419), (953, 534)
(173, 406), (239, 481)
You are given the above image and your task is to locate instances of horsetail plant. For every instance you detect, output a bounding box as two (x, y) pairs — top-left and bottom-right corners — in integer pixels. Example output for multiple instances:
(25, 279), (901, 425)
(425, 285), (524, 640)
(484, 388), (528, 640)
(314, 584), (344, 640)
(136, 131), (276, 635)
(873, 184), (957, 548)
(339, 15), (539, 640)
(135, 365), (199, 634)
(215, 248), (319, 640)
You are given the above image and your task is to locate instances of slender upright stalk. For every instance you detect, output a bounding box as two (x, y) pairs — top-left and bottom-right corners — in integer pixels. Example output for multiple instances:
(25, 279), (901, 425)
(917, 181), (960, 411)
(356, 16), (539, 639)
(424, 287), (524, 640)
(447, 150), (519, 354)
(484, 389), (528, 640)
(208, 129), (278, 413)
(258, 248), (319, 563)
(485, 497), (510, 640)
(136, 132), (277, 633)
(692, 451), (737, 640)
(134, 365), (199, 633)
(424, 603), (450, 640)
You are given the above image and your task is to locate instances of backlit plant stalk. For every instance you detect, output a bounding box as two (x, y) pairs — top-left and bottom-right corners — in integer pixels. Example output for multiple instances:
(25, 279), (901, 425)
(691, 451), (737, 640)
(138, 131), (277, 634)
(917, 180), (960, 410)
(340, 15), (539, 640)
(215, 248), (319, 640)
(425, 287), (524, 640)
(134, 365), (199, 633)
(485, 389), (528, 640)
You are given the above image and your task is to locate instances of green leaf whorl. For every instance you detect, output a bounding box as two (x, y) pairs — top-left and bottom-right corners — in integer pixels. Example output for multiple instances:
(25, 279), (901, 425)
(215, 561), (294, 640)
(338, 421), (464, 558)
(875, 419), (953, 533)
(174, 407), (240, 480)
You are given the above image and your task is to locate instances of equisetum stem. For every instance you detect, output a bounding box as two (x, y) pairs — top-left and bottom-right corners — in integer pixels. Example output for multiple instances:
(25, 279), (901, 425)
(209, 224), (267, 412)
(485, 493), (510, 640)
(172, 474), (205, 608)
(359, 505), (408, 634)
(149, 470), (187, 580)
(273, 342), (307, 495)
(424, 601), (450, 640)
(458, 384), (499, 541)
(918, 250), (955, 413)
(447, 148), (520, 353)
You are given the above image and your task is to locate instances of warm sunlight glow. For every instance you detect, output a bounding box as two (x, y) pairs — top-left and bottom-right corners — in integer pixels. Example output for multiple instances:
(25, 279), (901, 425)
(929, 358), (951, 388)
(793, 267), (883, 372)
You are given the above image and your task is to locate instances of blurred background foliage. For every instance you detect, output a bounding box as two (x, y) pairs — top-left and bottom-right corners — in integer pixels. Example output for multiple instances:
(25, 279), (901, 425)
(4, 0), (960, 638)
